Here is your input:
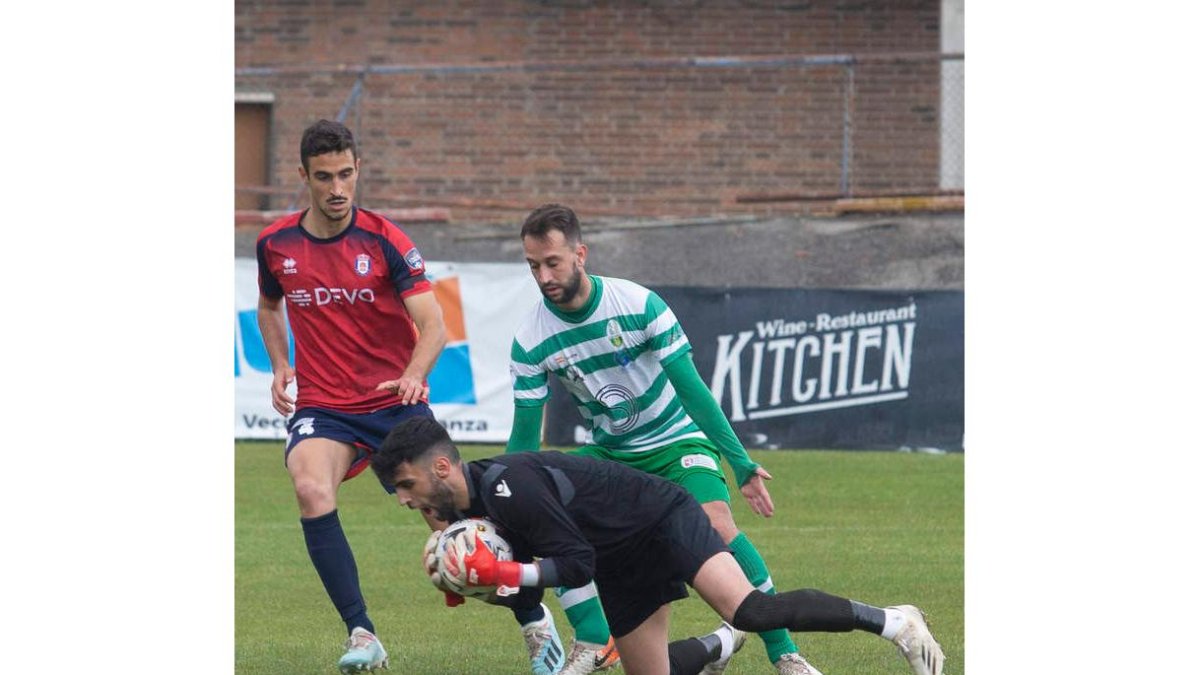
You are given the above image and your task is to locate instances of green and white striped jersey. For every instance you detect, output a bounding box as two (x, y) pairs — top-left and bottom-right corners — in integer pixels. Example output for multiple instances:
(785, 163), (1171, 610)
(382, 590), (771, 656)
(510, 276), (705, 452)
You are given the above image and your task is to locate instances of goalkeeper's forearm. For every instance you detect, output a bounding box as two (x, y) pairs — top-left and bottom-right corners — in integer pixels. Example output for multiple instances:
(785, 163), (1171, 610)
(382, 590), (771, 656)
(483, 560), (542, 588)
(478, 556), (595, 591)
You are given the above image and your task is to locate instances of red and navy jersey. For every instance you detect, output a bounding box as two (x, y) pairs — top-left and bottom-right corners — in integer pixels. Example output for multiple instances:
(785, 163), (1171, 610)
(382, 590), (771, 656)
(256, 206), (433, 413)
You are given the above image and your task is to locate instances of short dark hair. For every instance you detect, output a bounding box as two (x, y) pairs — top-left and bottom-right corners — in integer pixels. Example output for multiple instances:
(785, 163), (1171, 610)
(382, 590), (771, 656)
(521, 203), (582, 247)
(371, 417), (461, 484)
(300, 119), (357, 171)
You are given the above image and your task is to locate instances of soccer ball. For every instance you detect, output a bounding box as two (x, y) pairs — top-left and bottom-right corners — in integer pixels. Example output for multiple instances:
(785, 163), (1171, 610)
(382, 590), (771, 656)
(434, 518), (513, 598)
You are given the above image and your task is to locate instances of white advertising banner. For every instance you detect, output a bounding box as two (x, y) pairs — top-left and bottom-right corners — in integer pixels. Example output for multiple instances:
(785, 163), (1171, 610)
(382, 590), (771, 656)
(234, 258), (541, 443)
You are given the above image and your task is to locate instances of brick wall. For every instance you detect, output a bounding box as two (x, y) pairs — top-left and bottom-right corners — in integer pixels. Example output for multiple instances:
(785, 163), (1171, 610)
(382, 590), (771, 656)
(235, 0), (945, 220)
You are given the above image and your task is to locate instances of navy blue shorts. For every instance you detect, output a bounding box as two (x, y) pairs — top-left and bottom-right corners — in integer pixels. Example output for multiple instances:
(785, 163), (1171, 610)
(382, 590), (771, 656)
(284, 403), (434, 493)
(594, 497), (730, 637)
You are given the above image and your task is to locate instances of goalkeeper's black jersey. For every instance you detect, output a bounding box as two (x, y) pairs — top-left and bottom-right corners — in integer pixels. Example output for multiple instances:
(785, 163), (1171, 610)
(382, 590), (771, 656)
(458, 450), (701, 589)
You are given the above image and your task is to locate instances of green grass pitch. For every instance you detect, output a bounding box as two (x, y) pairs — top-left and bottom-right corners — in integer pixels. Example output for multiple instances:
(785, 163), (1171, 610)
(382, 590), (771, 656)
(236, 441), (963, 674)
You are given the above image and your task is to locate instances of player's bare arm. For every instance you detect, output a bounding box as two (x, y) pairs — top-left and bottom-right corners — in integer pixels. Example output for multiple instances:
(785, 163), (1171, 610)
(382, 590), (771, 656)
(375, 290), (447, 406)
(257, 293), (296, 415)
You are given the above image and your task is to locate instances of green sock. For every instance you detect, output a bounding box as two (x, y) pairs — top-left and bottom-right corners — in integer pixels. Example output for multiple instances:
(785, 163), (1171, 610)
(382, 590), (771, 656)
(729, 532), (799, 663)
(554, 582), (611, 645)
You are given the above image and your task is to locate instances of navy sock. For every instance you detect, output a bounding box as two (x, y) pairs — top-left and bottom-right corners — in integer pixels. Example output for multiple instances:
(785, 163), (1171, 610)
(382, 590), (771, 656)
(301, 509), (374, 635)
(512, 603), (546, 626)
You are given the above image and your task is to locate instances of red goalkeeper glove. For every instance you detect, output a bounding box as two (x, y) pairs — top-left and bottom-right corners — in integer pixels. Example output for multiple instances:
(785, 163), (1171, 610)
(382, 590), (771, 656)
(446, 530), (522, 593)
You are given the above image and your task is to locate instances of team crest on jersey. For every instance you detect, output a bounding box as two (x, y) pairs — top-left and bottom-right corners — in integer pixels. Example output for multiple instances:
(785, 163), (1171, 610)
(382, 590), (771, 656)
(404, 247), (425, 271)
(606, 320), (624, 349)
(354, 254), (371, 276)
(606, 319), (633, 368)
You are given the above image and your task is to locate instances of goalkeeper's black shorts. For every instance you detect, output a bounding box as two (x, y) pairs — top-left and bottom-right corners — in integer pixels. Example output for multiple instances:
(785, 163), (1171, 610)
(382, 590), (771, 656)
(593, 497), (730, 637)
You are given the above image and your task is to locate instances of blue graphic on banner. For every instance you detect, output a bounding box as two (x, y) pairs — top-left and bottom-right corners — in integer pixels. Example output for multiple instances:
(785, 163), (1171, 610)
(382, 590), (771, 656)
(427, 344), (477, 404)
(235, 309), (475, 405)
(236, 310), (294, 373)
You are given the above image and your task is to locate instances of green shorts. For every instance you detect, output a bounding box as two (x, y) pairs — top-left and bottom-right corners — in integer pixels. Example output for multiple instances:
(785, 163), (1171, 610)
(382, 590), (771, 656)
(572, 437), (731, 505)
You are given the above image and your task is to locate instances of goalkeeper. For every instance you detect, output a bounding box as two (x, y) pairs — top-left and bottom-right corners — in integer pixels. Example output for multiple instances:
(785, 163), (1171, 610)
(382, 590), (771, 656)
(370, 417), (945, 675)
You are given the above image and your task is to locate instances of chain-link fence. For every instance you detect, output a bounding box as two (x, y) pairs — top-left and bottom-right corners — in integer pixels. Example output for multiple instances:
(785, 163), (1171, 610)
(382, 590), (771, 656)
(940, 55), (964, 191)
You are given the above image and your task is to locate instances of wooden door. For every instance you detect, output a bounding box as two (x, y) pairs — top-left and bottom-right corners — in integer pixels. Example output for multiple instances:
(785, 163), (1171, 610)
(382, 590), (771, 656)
(235, 103), (271, 211)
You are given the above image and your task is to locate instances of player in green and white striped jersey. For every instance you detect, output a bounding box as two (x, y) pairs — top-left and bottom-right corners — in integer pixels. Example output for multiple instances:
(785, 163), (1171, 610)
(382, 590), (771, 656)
(511, 275), (714, 455)
(505, 204), (822, 675)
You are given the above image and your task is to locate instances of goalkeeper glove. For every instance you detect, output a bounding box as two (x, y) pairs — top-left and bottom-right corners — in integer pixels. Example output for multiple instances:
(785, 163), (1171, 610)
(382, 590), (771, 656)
(445, 530), (522, 596)
(422, 530), (465, 607)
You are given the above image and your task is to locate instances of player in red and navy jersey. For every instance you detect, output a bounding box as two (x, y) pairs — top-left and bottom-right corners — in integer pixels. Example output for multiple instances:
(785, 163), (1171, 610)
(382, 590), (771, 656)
(255, 119), (447, 673)
(256, 190), (437, 417)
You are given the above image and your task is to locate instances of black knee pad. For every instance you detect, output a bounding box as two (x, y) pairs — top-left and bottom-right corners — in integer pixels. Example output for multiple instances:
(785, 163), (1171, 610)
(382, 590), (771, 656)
(731, 589), (855, 633)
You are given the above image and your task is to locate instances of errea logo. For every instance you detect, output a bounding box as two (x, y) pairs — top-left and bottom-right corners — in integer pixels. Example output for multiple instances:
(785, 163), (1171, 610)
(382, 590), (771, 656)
(282, 258), (298, 274)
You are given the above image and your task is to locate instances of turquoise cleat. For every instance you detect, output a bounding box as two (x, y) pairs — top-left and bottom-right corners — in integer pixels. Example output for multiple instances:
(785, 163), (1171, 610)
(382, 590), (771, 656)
(338, 626), (389, 673)
(521, 603), (566, 675)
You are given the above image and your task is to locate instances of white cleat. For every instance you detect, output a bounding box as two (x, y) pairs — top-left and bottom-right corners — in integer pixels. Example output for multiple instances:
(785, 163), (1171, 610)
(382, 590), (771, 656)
(700, 622), (747, 675)
(337, 626), (389, 673)
(774, 651), (825, 675)
(889, 605), (945, 675)
(558, 635), (621, 674)
(521, 603), (567, 675)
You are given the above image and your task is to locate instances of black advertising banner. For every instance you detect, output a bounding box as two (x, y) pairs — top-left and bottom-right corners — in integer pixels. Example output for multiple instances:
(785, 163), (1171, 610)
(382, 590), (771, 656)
(544, 288), (963, 452)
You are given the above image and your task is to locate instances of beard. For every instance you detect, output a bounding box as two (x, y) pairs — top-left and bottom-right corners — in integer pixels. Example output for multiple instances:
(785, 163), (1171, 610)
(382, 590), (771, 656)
(428, 477), (460, 523)
(542, 266), (584, 305)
